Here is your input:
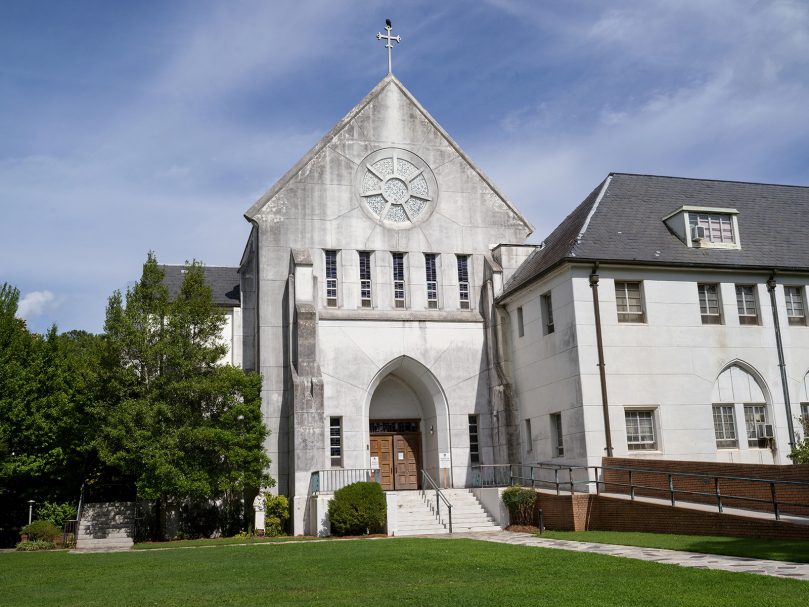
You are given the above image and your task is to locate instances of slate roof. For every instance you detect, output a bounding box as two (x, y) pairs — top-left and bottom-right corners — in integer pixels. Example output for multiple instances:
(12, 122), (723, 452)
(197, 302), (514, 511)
(159, 265), (240, 307)
(501, 173), (809, 299)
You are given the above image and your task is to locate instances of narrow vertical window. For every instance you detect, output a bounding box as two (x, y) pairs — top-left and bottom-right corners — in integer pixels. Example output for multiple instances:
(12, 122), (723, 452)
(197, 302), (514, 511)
(324, 250), (338, 307)
(785, 286), (806, 326)
(425, 253), (438, 309)
(457, 255), (470, 309)
(392, 252), (406, 308)
(516, 306), (524, 337)
(468, 414), (480, 465)
(329, 417), (343, 467)
(550, 413), (564, 457)
(698, 283), (722, 325)
(735, 285), (758, 325)
(524, 418), (533, 452)
(744, 404), (770, 447)
(712, 404), (738, 448)
(541, 292), (554, 334)
(615, 281), (644, 323)
(625, 410), (657, 450)
(359, 251), (372, 308)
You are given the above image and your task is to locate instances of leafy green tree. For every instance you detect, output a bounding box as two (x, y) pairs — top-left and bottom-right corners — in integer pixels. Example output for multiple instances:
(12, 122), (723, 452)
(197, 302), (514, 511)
(97, 253), (271, 537)
(789, 415), (809, 464)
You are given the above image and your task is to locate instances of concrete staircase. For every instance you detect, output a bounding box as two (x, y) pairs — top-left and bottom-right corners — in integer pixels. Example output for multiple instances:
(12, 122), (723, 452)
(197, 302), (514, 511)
(392, 489), (501, 536)
(75, 502), (136, 552)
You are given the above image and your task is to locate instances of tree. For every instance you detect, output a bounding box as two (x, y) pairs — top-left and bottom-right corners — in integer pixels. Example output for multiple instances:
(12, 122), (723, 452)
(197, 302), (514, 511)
(789, 415), (809, 464)
(97, 253), (271, 537)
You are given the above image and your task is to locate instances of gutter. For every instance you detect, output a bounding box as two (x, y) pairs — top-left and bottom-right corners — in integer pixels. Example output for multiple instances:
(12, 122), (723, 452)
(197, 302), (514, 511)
(767, 272), (796, 452)
(589, 263), (613, 457)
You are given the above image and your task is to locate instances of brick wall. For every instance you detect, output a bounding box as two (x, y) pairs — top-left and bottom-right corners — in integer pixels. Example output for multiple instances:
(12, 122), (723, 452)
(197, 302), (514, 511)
(535, 492), (809, 540)
(601, 457), (809, 517)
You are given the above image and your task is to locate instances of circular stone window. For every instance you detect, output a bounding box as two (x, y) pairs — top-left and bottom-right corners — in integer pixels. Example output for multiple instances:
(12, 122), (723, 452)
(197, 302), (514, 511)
(356, 148), (438, 229)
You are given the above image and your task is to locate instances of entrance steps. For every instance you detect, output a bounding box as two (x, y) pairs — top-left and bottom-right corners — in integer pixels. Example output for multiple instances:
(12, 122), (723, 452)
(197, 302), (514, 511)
(391, 489), (501, 536)
(75, 502), (135, 552)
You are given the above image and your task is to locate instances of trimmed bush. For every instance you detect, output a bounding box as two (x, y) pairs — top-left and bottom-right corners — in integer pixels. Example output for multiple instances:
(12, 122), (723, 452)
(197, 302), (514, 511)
(16, 539), (56, 551)
(21, 520), (61, 542)
(264, 494), (289, 536)
(37, 501), (77, 528)
(502, 486), (538, 526)
(328, 482), (386, 536)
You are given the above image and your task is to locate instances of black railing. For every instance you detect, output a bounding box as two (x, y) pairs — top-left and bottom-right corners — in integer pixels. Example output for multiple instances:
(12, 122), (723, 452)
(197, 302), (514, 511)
(421, 470), (452, 533)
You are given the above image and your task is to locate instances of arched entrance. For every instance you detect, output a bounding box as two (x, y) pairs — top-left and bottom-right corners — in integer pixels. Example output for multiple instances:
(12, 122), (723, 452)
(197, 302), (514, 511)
(364, 356), (451, 490)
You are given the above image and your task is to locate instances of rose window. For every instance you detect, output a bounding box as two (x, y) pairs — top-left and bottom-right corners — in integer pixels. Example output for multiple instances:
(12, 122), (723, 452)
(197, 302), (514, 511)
(358, 150), (436, 227)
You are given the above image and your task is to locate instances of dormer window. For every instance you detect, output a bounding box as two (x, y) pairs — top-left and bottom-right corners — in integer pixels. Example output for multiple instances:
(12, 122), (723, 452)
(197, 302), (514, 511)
(662, 206), (740, 250)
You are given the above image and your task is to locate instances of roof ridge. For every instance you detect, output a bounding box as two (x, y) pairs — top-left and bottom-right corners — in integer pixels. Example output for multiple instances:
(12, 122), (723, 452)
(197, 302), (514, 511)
(610, 172), (809, 190)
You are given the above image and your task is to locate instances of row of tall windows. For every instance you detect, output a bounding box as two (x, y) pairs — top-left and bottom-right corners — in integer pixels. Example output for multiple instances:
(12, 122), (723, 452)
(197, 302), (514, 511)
(322, 250), (472, 310)
(615, 281), (808, 326)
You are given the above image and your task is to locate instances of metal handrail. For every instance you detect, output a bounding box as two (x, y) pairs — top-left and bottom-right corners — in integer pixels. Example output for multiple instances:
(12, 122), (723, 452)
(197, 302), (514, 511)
(420, 470), (452, 534)
(310, 468), (381, 495)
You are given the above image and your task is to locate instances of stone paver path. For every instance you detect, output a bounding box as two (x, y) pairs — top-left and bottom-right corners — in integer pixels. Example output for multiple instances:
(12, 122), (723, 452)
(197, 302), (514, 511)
(450, 531), (809, 581)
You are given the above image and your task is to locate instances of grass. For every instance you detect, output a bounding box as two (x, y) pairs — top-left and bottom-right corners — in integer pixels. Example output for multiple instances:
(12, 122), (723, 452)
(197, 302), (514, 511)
(1, 538), (807, 607)
(539, 530), (809, 563)
(133, 535), (322, 550)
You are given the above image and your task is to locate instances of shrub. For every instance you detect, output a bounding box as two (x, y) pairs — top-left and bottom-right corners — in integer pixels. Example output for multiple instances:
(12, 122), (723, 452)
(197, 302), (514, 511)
(328, 482), (386, 536)
(21, 520), (62, 542)
(264, 494), (289, 536)
(37, 501), (77, 527)
(502, 486), (538, 526)
(16, 539), (56, 551)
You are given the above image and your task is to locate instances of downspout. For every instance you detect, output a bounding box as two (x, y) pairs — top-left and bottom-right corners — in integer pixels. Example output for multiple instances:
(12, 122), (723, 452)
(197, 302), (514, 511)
(590, 263), (613, 457)
(766, 273), (796, 452)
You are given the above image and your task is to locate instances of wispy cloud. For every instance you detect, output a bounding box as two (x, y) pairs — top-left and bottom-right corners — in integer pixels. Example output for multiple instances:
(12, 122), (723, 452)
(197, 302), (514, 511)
(17, 290), (60, 320)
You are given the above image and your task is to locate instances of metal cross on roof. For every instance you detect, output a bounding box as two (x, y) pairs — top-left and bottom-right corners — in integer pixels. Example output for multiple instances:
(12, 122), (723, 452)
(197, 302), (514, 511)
(376, 19), (401, 75)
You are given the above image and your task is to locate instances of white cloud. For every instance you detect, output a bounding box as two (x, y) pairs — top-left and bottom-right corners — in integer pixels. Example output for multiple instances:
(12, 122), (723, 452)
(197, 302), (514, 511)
(17, 290), (60, 320)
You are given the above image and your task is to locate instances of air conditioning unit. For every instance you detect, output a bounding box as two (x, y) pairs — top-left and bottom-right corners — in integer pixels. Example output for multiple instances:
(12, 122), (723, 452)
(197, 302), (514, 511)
(756, 423), (774, 439)
(691, 225), (707, 241)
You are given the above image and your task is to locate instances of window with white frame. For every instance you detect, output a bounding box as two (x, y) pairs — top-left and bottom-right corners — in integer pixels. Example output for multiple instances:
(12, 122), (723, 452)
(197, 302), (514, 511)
(689, 213), (735, 244)
(425, 253), (438, 309)
(743, 404), (770, 448)
(392, 252), (406, 308)
(625, 409), (657, 451)
(329, 417), (343, 467)
(324, 250), (338, 307)
(468, 414), (480, 465)
(516, 306), (524, 337)
(735, 285), (758, 325)
(616, 281), (644, 323)
(801, 403), (809, 437)
(712, 404), (738, 449)
(698, 283), (722, 325)
(457, 255), (470, 309)
(359, 251), (372, 308)
(541, 292), (554, 335)
(550, 412), (564, 457)
(785, 286), (806, 326)
(524, 418), (533, 452)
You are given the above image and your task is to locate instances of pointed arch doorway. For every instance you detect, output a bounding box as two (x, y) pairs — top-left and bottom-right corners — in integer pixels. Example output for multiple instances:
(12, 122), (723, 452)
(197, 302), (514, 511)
(365, 356), (451, 491)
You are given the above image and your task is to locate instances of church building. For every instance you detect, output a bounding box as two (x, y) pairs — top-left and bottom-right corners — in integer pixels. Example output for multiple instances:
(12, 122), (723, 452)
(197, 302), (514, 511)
(161, 40), (809, 535)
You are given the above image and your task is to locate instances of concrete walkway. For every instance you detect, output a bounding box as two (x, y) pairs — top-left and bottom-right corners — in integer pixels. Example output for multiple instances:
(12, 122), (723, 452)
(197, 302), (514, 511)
(451, 531), (809, 581)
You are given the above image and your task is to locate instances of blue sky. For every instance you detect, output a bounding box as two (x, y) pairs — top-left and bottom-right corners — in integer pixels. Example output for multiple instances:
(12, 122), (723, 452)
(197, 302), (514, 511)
(3, 0), (809, 333)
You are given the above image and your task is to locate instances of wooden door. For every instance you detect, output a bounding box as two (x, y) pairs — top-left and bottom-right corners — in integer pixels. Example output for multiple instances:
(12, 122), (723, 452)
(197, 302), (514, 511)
(394, 434), (420, 490)
(370, 435), (394, 491)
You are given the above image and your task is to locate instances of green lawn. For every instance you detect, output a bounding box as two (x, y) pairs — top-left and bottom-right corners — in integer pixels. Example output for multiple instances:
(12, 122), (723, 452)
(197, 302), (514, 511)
(539, 531), (809, 563)
(133, 535), (322, 549)
(1, 538), (807, 607)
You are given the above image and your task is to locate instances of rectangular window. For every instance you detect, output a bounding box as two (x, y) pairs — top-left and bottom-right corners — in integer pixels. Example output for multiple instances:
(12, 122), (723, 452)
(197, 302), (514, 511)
(712, 404), (738, 449)
(625, 409), (657, 451)
(736, 285), (758, 325)
(616, 281), (644, 323)
(698, 283), (722, 325)
(392, 252), (406, 308)
(550, 413), (564, 457)
(468, 414), (480, 465)
(744, 404), (769, 448)
(801, 403), (809, 436)
(457, 255), (470, 309)
(691, 213), (735, 244)
(359, 251), (372, 308)
(516, 306), (524, 337)
(524, 418), (533, 452)
(325, 250), (338, 307)
(425, 253), (438, 309)
(785, 286), (806, 326)
(541, 292), (554, 334)
(329, 417), (343, 467)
